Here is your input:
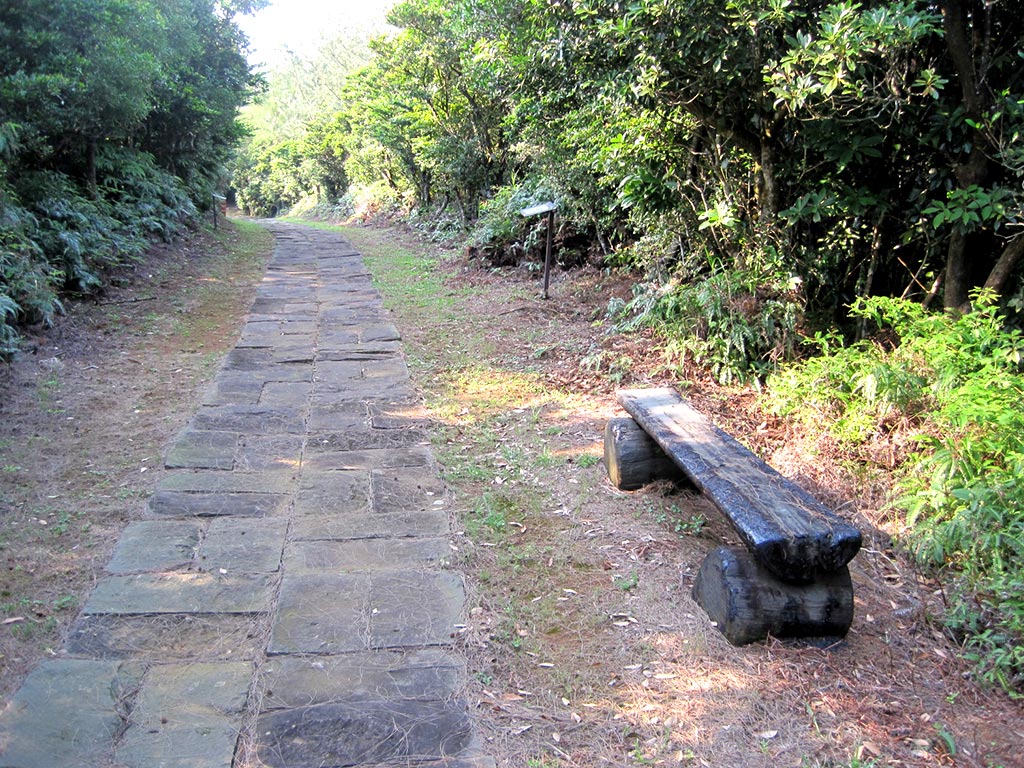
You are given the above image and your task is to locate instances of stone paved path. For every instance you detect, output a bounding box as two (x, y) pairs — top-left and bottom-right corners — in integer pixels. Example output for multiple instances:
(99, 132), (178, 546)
(0, 223), (490, 768)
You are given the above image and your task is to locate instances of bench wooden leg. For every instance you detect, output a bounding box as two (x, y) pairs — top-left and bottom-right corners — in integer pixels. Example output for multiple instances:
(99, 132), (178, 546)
(692, 546), (854, 646)
(604, 417), (688, 491)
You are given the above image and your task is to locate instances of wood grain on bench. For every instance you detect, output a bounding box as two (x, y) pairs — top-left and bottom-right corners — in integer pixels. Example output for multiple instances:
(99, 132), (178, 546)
(617, 388), (861, 583)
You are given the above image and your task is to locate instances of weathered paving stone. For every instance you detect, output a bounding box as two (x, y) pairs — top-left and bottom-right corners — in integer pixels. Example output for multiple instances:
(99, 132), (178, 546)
(255, 698), (473, 768)
(238, 329), (317, 351)
(148, 490), (287, 518)
(234, 434), (305, 473)
(192, 404), (305, 434)
(66, 614), (264, 661)
(308, 426), (428, 451)
(361, 323), (402, 342)
(314, 360), (364, 382)
(223, 349), (312, 381)
(313, 377), (415, 400)
(371, 468), (446, 513)
(158, 471), (295, 494)
(306, 405), (368, 433)
(367, 400), (431, 422)
(258, 381), (312, 407)
(197, 517), (288, 574)
(116, 662), (251, 768)
(165, 430), (238, 470)
(260, 650), (462, 708)
(301, 446), (432, 472)
(84, 573), (275, 615)
(368, 571), (464, 648)
(314, 329), (358, 347)
(362, 358), (410, 380)
(284, 538), (450, 573)
(292, 470), (370, 516)
(0, 659), (145, 768)
(289, 509), (450, 541)
(240, 320), (317, 341)
(316, 345), (403, 361)
(201, 373), (266, 406)
(106, 520), (201, 573)
(269, 573), (370, 654)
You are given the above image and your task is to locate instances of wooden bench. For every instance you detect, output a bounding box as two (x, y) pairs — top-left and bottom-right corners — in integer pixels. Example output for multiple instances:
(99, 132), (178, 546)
(605, 388), (862, 645)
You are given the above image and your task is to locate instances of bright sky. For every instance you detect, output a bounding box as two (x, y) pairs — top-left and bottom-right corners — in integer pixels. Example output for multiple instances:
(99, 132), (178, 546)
(236, 0), (395, 68)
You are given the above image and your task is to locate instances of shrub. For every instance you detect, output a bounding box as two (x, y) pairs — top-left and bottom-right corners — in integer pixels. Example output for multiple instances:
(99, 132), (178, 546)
(767, 291), (1024, 694)
(616, 260), (805, 385)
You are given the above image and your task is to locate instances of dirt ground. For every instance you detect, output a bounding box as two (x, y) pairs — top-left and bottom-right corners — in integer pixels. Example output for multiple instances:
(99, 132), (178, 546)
(342, 223), (1024, 768)
(1, 218), (1021, 767)
(0, 221), (271, 702)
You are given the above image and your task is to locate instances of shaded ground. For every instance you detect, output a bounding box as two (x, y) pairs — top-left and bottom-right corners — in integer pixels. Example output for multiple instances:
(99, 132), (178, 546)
(342, 222), (1024, 768)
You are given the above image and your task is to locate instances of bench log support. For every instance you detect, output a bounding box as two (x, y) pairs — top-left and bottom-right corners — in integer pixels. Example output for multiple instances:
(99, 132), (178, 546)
(604, 417), (688, 491)
(693, 547), (854, 645)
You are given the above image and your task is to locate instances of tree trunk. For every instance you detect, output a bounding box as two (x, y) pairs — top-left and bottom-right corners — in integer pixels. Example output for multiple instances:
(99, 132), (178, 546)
(940, 0), (993, 311)
(944, 228), (970, 311)
(984, 236), (1024, 296)
(86, 139), (99, 199)
(758, 140), (778, 219)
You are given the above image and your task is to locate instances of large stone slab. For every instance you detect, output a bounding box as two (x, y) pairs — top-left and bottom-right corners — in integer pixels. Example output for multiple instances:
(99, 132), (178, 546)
(148, 490), (288, 518)
(84, 573), (275, 615)
(165, 431), (238, 470)
(254, 698), (473, 768)
(116, 662), (252, 768)
(201, 374), (265, 406)
(307, 426), (428, 451)
(283, 538), (450, 573)
(301, 446), (432, 472)
(239, 320), (317, 341)
(361, 323), (402, 342)
(316, 345), (403, 362)
(234, 434), (305, 473)
(192, 405), (305, 434)
(371, 468), (446, 513)
(66, 614), (264, 661)
(368, 571), (464, 648)
(314, 360), (364, 383)
(258, 381), (312, 407)
(306, 406), (368, 434)
(222, 349), (311, 381)
(362, 358), (409, 380)
(158, 471), (295, 495)
(292, 470), (370, 516)
(312, 378), (415, 400)
(0, 659), (144, 768)
(106, 520), (201, 573)
(289, 509), (450, 541)
(259, 650), (462, 709)
(197, 517), (288, 574)
(269, 573), (369, 654)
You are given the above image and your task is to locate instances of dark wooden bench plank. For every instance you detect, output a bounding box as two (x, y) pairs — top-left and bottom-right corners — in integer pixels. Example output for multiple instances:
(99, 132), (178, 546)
(617, 388), (861, 582)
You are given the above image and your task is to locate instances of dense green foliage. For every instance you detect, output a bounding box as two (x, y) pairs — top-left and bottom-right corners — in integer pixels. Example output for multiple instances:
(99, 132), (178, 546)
(769, 292), (1024, 693)
(230, 1), (1023, 693)
(0, 0), (262, 353)
(234, 0), (1023, 365)
(231, 34), (375, 216)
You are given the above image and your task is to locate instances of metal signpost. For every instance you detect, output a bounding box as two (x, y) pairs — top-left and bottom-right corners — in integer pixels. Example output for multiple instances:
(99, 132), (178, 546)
(519, 201), (557, 299)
